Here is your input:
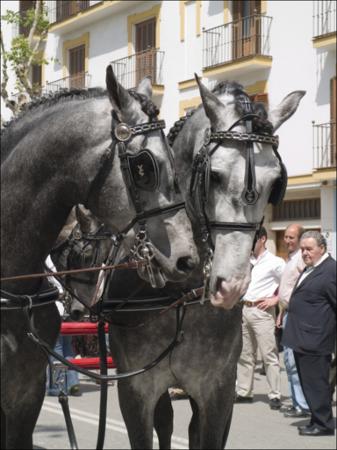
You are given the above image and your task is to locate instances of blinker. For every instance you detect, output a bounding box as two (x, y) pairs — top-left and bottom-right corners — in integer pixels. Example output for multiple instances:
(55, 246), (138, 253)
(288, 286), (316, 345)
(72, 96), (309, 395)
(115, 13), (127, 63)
(115, 123), (132, 142)
(127, 150), (159, 191)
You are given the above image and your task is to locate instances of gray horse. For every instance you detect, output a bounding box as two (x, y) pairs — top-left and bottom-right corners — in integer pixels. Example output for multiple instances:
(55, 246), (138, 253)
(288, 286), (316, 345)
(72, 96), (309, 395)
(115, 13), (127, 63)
(0, 66), (199, 449)
(53, 78), (305, 449)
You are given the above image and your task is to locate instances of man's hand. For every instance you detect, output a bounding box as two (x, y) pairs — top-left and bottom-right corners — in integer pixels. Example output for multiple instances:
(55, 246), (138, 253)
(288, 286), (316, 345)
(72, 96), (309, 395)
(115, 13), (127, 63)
(276, 310), (284, 328)
(256, 295), (279, 311)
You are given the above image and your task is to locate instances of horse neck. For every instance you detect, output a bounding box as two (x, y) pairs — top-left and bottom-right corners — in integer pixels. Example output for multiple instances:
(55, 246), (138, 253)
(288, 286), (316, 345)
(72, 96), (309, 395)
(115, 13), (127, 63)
(1, 103), (102, 293)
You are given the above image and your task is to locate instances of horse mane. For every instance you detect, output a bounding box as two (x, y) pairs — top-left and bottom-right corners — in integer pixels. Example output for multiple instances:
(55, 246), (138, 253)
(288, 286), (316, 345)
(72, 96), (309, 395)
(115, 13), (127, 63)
(1, 86), (159, 136)
(167, 80), (273, 146)
(1, 86), (160, 163)
(1, 88), (106, 132)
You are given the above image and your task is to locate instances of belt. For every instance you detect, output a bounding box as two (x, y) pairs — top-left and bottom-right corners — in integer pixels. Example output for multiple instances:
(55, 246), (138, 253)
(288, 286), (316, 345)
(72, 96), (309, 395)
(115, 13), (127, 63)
(242, 300), (263, 307)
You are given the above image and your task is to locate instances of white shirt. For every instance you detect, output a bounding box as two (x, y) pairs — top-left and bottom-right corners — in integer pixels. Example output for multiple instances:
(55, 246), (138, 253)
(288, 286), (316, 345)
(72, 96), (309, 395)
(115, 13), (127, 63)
(243, 249), (286, 302)
(296, 252), (329, 287)
(278, 248), (305, 308)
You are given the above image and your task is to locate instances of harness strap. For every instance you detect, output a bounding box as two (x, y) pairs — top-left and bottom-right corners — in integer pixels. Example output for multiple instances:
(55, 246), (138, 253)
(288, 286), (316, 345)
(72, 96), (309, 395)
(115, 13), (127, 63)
(0, 286), (59, 309)
(119, 201), (186, 236)
(25, 302), (187, 381)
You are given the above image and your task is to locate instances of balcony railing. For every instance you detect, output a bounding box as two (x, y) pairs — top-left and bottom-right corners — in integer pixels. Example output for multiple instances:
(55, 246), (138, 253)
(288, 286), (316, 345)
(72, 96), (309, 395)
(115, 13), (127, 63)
(110, 48), (164, 90)
(312, 121), (336, 169)
(44, 72), (91, 93)
(313, 0), (336, 38)
(45, 1), (102, 24)
(203, 14), (272, 69)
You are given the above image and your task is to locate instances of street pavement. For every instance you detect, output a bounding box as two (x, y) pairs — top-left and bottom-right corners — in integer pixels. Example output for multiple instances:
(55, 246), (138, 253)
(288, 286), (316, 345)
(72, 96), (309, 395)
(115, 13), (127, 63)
(34, 360), (336, 449)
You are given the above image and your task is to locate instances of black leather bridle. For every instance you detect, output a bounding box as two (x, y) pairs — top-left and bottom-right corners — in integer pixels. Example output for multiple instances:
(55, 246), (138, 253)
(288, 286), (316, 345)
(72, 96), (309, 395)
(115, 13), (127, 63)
(188, 108), (285, 300)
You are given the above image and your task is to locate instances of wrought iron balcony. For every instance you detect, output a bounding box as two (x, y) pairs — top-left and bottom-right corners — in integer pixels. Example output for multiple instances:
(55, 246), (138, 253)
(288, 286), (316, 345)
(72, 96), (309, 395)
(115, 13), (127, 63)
(313, 0), (336, 38)
(312, 121), (336, 169)
(202, 14), (272, 69)
(44, 72), (91, 93)
(45, 1), (101, 24)
(110, 48), (164, 90)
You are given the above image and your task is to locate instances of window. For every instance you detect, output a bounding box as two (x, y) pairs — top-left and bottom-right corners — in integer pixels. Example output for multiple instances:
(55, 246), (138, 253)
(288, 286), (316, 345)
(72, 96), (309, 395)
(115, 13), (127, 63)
(272, 199), (321, 221)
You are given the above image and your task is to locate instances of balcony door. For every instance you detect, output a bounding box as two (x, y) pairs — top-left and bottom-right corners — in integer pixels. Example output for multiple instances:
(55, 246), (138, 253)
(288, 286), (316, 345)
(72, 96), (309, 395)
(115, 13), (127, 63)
(69, 45), (85, 89)
(56, 1), (89, 22)
(135, 18), (156, 85)
(232, 0), (261, 59)
(331, 77), (336, 165)
(19, 1), (36, 36)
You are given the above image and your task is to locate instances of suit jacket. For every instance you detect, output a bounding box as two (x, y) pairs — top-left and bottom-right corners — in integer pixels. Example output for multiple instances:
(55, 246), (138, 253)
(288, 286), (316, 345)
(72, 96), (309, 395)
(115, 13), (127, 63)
(282, 255), (336, 355)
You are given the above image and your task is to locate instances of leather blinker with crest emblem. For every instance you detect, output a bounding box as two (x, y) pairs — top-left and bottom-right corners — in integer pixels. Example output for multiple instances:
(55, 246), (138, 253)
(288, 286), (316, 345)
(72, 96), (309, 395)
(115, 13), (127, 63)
(127, 150), (159, 191)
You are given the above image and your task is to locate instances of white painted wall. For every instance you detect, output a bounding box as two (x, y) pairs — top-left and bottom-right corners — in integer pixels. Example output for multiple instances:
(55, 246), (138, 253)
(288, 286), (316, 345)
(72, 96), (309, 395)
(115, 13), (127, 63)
(1, 1), (19, 122)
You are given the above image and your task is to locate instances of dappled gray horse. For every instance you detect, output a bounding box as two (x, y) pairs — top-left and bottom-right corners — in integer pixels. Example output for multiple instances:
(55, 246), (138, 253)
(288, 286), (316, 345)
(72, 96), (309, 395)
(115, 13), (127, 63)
(54, 78), (305, 449)
(0, 66), (199, 449)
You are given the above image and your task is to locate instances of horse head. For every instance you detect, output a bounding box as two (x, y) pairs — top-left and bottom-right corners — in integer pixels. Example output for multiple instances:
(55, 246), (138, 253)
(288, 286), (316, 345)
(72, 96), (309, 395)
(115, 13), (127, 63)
(86, 66), (199, 289)
(173, 76), (305, 309)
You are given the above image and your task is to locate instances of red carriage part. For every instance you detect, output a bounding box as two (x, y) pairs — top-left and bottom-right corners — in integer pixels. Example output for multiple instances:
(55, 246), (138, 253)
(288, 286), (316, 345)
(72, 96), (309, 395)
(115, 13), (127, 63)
(60, 322), (109, 335)
(67, 356), (116, 369)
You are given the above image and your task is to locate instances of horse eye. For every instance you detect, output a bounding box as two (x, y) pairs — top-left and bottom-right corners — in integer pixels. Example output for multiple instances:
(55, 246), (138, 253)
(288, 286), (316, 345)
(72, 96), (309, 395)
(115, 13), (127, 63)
(210, 171), (221, 184)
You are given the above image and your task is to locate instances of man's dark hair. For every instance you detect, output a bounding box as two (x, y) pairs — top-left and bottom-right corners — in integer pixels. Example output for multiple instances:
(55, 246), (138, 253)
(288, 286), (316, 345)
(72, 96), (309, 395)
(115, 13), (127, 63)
(257, 226), (267, 240)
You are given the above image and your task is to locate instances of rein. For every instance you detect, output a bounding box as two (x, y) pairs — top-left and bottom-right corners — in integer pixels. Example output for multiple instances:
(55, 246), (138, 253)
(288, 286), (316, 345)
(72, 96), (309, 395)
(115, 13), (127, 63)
(0, 261), (144, 283)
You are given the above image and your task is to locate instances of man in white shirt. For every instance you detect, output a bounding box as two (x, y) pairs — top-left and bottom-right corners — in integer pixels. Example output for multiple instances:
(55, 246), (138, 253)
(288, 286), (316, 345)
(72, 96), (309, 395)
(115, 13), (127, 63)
(276, 224), (309, 418)
(236, 227), (285, 410)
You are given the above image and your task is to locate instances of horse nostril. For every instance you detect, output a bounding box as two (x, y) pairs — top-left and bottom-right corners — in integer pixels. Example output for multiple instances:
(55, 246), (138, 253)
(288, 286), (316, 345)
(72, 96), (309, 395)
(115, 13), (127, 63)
(70, 310), (83, 321)
(176, 256), (196, 273)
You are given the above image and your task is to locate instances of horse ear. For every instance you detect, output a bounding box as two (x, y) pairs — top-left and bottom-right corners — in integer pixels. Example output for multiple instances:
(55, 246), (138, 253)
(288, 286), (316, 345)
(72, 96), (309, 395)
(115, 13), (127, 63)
(269, 91), (306, 132)
(195, 73), (224, 126)
(106, 65), (132, 115)
(76, 204), (94, 234)
(136, 76), (152, 99)
(53, 207), (77, 248)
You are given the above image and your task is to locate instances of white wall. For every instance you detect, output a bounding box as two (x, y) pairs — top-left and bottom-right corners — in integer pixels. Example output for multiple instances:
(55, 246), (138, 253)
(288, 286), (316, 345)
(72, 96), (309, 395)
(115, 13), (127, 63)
(1, 1), (19, 122)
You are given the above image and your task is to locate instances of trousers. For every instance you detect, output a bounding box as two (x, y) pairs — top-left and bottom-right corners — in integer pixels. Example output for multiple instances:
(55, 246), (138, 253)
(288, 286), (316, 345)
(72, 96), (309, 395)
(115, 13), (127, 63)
(46, 334), (79, 395)
(236, 305), (281, 399)
(294, 352), (334, 431)
(283, 314), (309, 410)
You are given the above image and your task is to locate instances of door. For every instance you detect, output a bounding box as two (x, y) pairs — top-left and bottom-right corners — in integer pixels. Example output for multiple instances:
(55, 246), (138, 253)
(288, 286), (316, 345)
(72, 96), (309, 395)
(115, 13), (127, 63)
(135, 18), (156, 85)
(19, 1), (35, 36)
(331, 77), (336, 166)
(275, 231), (287, 260)
(69, 45), (85, 89)
(232, 1), (261, 59)
(56, 1), (89, 22)
(249, 92), (268, 107)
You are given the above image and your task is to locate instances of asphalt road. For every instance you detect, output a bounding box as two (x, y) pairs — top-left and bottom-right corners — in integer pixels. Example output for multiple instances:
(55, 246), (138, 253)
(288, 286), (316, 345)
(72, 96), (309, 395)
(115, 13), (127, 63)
(34, 361), (336, 449)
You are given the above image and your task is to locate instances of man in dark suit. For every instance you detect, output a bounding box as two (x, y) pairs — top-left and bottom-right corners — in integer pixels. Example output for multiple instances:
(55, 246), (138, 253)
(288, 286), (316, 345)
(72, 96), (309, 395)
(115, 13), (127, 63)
(282, 231), (336, 436)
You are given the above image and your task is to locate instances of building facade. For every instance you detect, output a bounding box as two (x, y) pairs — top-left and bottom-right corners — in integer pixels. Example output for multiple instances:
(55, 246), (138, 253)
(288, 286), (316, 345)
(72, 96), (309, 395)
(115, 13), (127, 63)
(2, 0), (336, 258)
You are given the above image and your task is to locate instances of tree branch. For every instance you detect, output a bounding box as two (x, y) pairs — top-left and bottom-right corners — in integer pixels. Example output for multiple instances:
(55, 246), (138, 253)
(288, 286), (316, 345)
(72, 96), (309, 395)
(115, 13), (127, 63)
(0, 30), (18, 116)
